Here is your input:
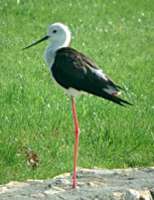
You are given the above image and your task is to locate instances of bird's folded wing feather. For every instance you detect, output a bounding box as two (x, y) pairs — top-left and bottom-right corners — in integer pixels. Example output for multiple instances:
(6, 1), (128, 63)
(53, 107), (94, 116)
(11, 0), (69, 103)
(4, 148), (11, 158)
(53, 47), (120, 96)
(52, 47), (132, 106)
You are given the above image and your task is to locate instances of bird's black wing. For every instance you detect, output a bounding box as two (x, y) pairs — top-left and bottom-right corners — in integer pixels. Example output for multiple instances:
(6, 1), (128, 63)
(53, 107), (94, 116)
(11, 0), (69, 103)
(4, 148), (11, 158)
(52, 47), (131, 106)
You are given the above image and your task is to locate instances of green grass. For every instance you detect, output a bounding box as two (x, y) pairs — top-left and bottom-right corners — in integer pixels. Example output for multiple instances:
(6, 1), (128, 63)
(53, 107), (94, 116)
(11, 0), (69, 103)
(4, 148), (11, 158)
(0, 0), (154, 184)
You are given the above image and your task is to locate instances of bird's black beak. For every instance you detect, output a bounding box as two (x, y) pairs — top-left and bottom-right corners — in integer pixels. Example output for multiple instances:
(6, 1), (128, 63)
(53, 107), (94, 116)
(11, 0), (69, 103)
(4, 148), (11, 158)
(22, 35), (49, 50)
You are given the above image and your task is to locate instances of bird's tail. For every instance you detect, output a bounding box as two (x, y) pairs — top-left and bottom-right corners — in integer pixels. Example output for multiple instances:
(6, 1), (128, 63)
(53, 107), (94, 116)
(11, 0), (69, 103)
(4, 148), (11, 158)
(87, 88), (132, 106)
(103, 93), (132, 106)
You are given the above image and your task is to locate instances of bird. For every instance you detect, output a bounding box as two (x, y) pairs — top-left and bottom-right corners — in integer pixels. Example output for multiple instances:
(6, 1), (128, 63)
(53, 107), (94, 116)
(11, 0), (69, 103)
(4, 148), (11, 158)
(23, 22), (132, 188)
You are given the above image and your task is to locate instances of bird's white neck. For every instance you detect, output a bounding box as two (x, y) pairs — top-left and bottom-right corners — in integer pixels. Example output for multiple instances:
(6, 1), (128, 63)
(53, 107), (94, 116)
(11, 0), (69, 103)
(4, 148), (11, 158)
(44, 31), (71, 68)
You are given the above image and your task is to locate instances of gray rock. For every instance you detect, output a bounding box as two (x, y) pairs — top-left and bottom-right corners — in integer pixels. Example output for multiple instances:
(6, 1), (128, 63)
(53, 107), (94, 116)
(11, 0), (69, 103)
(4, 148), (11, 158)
(0, 167), (154, 200)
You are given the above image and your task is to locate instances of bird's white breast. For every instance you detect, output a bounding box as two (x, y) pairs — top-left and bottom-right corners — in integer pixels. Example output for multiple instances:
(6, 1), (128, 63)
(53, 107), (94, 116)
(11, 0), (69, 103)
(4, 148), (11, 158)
(44, 47), (55, 68)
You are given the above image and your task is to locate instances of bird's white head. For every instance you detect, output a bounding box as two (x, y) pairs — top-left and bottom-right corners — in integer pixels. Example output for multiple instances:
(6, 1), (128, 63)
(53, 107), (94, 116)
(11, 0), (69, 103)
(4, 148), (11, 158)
(45, 23), (71, 66)
(47, 23), (71, 48)
(23, 22), (71, 66)
(23, 22), (71, 50)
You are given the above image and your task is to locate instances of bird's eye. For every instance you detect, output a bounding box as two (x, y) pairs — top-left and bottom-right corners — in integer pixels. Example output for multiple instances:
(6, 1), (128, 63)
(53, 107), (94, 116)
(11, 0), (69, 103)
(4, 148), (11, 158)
(52, 29), (57, 33)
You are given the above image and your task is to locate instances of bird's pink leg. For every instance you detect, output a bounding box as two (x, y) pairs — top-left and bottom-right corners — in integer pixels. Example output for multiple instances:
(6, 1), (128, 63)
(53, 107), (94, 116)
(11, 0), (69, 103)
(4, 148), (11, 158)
(71, 96), (80, 188)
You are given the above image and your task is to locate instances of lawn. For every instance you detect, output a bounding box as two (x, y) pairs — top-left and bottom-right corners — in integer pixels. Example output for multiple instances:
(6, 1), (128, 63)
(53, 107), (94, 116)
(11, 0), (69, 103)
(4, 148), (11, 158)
(0, 0), (154, 184)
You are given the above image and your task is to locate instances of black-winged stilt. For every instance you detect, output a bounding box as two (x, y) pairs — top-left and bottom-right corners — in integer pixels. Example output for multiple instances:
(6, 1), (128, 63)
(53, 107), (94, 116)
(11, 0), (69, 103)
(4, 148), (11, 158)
(23, 22), (132, 188)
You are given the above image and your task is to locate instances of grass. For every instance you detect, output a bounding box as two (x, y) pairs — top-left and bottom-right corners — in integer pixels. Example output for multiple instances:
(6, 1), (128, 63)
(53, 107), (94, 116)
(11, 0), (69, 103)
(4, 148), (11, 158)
(0, 0), (154, 184)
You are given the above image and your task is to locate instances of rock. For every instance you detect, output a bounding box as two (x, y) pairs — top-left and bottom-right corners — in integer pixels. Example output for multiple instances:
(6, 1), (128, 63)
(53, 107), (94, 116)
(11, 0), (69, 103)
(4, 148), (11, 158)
(0, 167), (154, 200)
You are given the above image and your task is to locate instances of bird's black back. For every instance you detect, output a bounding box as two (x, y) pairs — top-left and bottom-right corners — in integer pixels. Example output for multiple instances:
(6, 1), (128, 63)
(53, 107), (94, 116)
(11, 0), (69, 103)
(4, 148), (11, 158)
(51, 47), (131, 106)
